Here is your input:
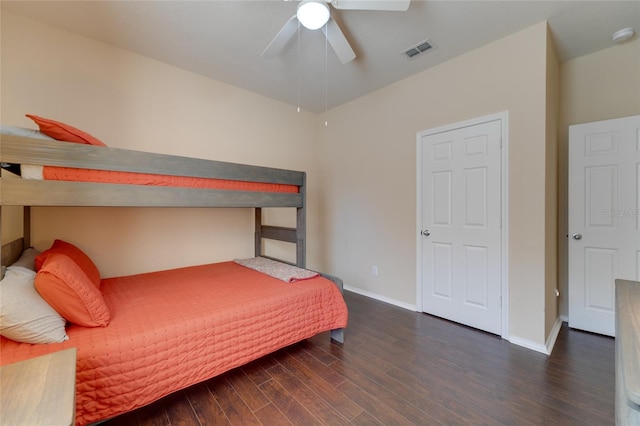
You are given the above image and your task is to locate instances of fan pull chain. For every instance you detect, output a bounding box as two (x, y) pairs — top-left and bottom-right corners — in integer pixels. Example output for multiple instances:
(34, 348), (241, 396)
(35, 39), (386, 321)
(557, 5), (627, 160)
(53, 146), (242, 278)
(324, 20), (328, 126)
(297, 20), (301, 113)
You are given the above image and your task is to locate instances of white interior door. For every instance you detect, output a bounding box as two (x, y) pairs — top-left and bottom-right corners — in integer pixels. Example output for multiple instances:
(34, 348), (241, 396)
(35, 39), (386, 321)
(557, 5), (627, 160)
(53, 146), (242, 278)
(419, 118), (502, 335)
(568, 115), (640, 337)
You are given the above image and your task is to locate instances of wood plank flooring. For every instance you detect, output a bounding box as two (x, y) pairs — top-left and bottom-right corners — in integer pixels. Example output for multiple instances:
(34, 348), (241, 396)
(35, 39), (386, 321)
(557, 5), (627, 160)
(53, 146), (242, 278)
(103, 291), (615, 425)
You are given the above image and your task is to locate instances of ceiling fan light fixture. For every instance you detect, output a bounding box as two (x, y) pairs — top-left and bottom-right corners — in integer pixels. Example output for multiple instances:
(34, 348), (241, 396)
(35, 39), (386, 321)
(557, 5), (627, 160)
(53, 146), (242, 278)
(611, 27), (635, 44)
(297, 0), (330, 30)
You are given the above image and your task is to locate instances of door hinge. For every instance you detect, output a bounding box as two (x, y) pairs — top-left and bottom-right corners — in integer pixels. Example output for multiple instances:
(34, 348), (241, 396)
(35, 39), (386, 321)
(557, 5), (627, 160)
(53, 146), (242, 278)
(499, 138), (503, 149)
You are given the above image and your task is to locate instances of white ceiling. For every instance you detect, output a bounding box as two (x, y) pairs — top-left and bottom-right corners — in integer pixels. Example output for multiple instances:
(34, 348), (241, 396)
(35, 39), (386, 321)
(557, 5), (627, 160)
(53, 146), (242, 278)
(2, 1), (639, 113)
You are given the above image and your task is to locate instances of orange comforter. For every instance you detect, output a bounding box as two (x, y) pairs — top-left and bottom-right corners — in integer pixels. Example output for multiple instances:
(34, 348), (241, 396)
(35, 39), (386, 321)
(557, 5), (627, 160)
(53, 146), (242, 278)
(0, 262), (348, 425)
(42, 166), (299, 193)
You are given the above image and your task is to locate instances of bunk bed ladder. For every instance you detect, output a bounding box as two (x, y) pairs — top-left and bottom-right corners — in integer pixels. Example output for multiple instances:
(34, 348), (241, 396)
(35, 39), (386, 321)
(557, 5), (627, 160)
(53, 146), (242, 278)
(296, 173), (306, 267)
(254, 209), (306, 268)
(254, 174), (306, 268)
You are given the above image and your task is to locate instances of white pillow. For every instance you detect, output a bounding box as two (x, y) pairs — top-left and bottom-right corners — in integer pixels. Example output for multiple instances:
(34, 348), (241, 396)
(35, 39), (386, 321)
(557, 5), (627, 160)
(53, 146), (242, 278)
(20, 164), (44, 180)
(0, 266), (69, 344)
(11, 248), (40, 271)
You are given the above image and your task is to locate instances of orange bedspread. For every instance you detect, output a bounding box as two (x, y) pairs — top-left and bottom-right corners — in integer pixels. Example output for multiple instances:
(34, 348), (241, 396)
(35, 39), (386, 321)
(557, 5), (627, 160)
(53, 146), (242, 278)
(0, 262), (348, 425)
(42, 166), (299, 193)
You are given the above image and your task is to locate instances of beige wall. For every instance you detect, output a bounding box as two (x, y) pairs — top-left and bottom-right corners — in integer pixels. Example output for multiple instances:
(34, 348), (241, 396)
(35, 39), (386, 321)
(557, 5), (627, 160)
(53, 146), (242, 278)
(0, 204), (22, 245)
(544, 25), (560, 339)
(558, 38), (640, 317)
(1, 11), (319, 277)
(1, 11), (573, 348)
(318, 22), (553, 346)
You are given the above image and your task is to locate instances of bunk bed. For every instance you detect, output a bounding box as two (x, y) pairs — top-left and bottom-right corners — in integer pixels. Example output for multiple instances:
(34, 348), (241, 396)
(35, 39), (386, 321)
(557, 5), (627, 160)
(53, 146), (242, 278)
(0, 129), (348, 425)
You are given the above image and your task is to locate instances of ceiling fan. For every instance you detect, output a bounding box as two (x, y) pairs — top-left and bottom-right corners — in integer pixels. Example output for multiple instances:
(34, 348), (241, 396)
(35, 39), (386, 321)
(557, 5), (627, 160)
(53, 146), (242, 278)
(261, 0), (411, 64)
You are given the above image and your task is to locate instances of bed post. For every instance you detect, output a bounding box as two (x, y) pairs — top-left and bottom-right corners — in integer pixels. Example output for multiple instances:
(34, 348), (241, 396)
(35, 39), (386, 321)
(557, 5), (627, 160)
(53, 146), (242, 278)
(296, 173), (306, 268)
(0, 207), (3, 277)
(331, 329), (344, 344)
(254, 208), (262, 258)
(23, 206), (31, 248)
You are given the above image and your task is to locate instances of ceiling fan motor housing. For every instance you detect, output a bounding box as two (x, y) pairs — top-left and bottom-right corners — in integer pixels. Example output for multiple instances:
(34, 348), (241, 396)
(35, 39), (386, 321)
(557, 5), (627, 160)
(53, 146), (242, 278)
(262, 0), (411, 64)
(297, 0), (331, 30)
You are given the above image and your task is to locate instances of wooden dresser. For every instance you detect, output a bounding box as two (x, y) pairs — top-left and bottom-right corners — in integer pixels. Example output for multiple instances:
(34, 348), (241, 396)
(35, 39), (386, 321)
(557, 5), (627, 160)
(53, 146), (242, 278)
(0, 348), (77, 425)
(616, 279), (640, 425)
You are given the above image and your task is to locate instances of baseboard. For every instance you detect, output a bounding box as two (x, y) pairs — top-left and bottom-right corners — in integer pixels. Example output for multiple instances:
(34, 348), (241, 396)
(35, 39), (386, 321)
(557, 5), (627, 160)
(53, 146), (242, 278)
(343, 285), (417, 312)
(508, 335), (550, 354)
(544, 316), (564, 355)
(508, 316), (564, 355)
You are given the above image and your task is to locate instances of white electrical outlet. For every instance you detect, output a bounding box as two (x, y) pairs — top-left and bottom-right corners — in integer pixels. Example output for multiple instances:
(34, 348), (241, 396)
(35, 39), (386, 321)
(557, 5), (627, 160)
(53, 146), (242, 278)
(372, 265), (379, 276)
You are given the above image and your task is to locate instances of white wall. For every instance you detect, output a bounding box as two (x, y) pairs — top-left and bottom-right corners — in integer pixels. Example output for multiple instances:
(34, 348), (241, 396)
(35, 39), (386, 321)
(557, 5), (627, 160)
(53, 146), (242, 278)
(318, 22), (554, 347)
(1, 11), (320, 277)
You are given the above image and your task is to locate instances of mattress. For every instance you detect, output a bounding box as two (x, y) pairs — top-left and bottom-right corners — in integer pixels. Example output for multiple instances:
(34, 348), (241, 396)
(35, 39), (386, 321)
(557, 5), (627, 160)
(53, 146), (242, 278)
(0, 261), (348, 425)
(26, 165), (298, 193)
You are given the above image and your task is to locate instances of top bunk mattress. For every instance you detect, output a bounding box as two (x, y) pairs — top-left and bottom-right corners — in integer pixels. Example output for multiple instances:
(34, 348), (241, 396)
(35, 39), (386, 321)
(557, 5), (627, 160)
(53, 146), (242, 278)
(21, 164), (298, 193)
(0, 261), (348, 425)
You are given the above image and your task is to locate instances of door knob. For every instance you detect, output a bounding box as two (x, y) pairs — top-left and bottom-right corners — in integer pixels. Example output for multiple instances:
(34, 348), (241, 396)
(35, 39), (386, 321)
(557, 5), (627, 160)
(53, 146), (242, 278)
(421, 230), (431, 237)
(572, 233), (582, 240)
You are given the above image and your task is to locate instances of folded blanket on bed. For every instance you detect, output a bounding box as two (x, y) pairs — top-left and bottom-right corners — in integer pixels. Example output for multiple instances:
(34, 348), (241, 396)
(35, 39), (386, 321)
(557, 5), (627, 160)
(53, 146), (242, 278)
(234, 257), (319, 283)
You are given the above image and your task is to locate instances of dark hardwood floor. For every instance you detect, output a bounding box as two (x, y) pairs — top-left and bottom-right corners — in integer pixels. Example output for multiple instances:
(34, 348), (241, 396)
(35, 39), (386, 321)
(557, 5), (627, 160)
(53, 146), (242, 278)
(103, 290), (615, 426)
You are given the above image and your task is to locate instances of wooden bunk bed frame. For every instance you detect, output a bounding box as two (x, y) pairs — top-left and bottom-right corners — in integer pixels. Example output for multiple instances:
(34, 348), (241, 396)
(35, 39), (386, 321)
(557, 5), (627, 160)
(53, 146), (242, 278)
(0, 133), (348, 425)
(0, 134), (307, 268)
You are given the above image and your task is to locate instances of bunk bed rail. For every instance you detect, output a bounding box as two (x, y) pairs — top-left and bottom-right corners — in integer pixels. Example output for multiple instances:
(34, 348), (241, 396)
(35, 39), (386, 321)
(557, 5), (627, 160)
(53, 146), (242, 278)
(1, 135), (304, 185)
(1, 179), (302, 208)
(1, 133), (307, 267)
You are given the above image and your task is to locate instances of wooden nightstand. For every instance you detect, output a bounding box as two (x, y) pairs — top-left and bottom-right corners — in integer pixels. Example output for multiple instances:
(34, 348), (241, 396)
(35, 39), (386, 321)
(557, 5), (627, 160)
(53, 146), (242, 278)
(1, 348), (77, 425)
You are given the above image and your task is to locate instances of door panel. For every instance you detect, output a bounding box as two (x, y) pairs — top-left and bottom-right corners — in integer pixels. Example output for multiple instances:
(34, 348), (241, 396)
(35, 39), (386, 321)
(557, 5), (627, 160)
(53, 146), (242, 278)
(464, 245), (488, 307)
(421, 119), (502, 335)
(584, 247), (616, 311)
(568, 115), (640, 336)
(433, 171), (452, 225)
(433, 243), (453, 299)
(586, 166), (617, 228)
(465, 167), (487, 227)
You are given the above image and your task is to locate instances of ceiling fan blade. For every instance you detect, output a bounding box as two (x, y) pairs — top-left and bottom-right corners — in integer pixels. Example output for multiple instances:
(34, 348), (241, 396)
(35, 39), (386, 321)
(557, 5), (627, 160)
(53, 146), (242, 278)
(261, 15), (298, 57)
(331, 0), (410, 11)
(321, 17), (356, 64)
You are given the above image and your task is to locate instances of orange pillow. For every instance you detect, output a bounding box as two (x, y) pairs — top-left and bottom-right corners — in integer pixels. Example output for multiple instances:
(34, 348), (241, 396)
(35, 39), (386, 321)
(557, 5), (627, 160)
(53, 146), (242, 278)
(35, 253), (110, 327)
(35, 240), (101, 289)
(25, 114), (107, 147)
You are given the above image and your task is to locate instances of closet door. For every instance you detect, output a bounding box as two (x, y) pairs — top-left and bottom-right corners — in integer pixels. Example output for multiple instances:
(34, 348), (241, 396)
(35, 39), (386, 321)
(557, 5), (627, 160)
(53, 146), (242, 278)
(419, 117), (503, 335)
(568, 115), (640, 336)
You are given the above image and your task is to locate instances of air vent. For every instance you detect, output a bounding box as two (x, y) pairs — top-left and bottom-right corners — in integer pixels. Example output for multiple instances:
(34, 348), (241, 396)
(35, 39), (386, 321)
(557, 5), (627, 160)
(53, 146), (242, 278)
(402, 39), (436, 60)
